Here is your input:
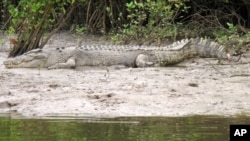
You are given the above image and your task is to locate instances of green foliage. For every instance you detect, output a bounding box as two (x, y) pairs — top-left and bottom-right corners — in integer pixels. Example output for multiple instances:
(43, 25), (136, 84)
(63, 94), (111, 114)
(111, 0), (248, 51)
(75, 25), (85, 34)
(3, 0), (249, 52)
(72, 24), (87, 46)
(213, 23), (238, 43)
(112, 0), (190, 44)
(7, 0), (82, 57)
(212, 22), (250, 52)
(8, 0), (50, 34)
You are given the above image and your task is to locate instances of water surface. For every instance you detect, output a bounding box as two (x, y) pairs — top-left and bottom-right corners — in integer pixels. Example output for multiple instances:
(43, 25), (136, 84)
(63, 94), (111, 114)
(0, 115), (250, 141)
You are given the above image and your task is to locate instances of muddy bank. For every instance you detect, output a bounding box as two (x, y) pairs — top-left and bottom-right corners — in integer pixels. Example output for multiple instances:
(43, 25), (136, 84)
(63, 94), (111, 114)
(0, 33), (250, 118)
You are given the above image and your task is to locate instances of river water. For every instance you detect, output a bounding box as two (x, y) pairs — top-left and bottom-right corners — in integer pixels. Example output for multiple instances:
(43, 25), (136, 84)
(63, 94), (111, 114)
(1, 115), (250, 141)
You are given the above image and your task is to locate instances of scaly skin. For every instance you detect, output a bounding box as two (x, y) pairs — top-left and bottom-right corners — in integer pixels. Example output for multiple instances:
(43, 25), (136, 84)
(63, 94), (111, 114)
(3, 38), (229, 69)
(159, 38), (230, 65)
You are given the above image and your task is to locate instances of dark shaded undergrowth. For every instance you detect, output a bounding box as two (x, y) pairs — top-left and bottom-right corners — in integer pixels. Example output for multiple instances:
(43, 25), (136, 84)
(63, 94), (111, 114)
(0, 0), (249, 57)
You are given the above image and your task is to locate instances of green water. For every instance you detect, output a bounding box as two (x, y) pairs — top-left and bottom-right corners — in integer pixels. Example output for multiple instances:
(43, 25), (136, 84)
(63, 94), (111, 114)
(0, 115), (250, 141)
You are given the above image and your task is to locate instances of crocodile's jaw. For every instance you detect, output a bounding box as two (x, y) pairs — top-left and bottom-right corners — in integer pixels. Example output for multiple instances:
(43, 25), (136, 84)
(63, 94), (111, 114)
(4, 54), (48, 68)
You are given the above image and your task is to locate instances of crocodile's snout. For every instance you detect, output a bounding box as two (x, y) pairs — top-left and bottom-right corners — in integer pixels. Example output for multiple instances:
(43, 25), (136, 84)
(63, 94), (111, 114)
(3, 55), (46, 68)
(3, 58), (20, 68)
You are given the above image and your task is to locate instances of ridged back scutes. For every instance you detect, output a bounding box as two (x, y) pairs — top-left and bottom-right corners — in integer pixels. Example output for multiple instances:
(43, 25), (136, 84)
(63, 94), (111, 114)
(75, 39), (191, 51)
(188, 38), (228, 58)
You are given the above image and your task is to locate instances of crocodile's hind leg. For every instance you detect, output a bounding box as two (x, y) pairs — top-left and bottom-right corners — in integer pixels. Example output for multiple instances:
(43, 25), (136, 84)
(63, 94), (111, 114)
(135, 54), (155, 67)
(48, 57), (76, 69)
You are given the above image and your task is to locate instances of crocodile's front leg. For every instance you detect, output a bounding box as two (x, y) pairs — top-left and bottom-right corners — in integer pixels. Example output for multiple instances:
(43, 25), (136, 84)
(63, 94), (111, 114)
(48, 57), (76, 69)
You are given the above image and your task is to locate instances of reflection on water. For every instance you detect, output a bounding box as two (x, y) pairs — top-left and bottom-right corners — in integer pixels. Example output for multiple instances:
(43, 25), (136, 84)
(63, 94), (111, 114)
(0, 115), (250, 141)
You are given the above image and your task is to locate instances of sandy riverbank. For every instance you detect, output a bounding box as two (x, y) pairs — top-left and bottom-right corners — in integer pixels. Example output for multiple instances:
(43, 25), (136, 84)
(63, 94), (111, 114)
(0, 33), (250, 118)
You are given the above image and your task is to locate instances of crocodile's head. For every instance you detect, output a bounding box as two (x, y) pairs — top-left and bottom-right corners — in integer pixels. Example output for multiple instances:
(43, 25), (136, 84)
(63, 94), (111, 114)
(4, 49), (50, 68)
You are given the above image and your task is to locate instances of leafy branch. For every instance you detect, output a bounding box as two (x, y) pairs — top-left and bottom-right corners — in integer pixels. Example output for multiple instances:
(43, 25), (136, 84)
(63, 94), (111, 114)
(7, 0), (83, 57)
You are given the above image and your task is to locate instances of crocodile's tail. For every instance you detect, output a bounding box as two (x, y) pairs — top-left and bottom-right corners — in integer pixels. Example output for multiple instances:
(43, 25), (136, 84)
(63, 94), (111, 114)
(149, 38), (240, 66)
(182, 38), (235, 61)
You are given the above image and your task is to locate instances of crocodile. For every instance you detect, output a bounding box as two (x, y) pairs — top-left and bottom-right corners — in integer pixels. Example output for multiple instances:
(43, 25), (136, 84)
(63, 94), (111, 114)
(3, 38), (230, 69)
